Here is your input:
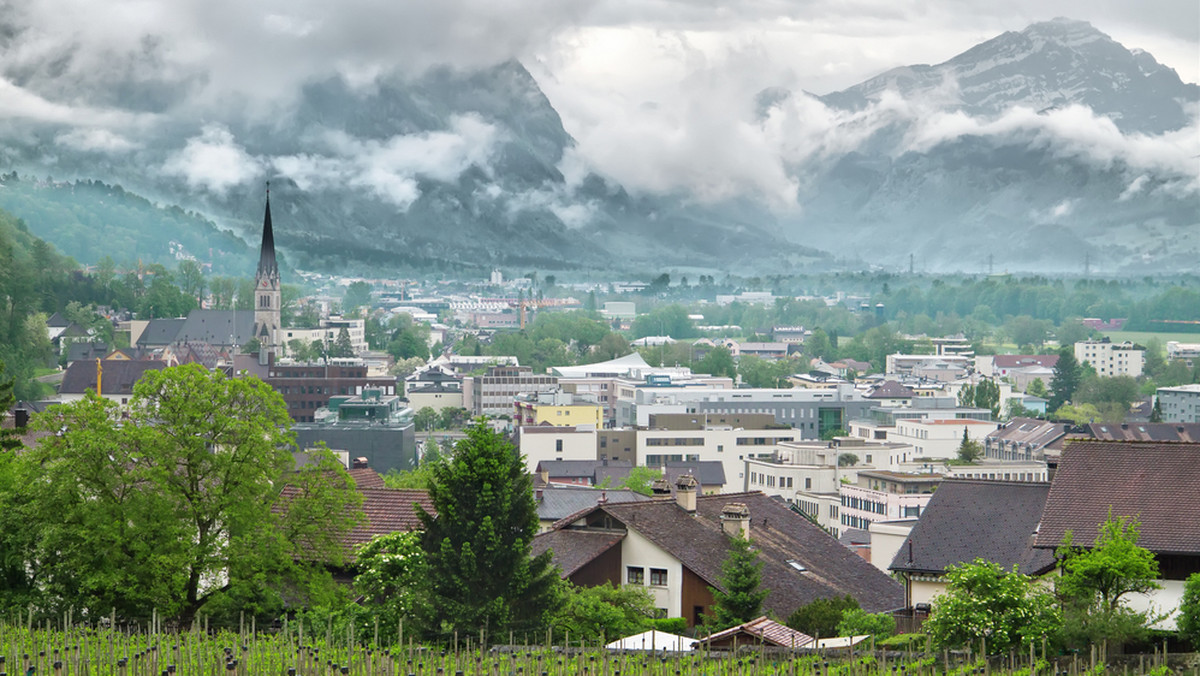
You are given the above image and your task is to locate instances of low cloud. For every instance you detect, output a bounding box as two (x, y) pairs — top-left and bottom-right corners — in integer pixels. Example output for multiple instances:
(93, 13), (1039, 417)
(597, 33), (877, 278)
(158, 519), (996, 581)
(273, 114), (501, 209)
(162, 124), (263, 194)
(55, 128), (140, 152)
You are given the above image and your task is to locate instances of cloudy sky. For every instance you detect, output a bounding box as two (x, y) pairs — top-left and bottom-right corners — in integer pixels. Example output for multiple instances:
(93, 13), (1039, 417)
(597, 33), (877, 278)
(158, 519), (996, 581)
(0, 0), (1195, 206)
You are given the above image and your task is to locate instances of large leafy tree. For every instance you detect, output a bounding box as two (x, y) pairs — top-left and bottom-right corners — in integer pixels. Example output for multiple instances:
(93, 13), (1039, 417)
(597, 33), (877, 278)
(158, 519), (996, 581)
(924, 559), (1061, 654)
(551, 583), (656, 645)
(417, 422), (561, 638)
(9, 364), (359, 623)
(1179, 572), (1200, 650)
(1055, 512), (1161, 649)
(709, 534), (768, 630)
(786, 595), (859, 639)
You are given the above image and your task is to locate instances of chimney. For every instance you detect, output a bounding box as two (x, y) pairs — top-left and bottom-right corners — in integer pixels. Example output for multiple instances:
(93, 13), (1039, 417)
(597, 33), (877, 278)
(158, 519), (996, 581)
(597, 490), (608, 505)
(720, 502), (750, 539)
(675, 474), (698, 512)
(352, 457), (368, 469)
(535, 488), (544, 502)
(651, 478), (672, 496)
(14, 408), (29, 429)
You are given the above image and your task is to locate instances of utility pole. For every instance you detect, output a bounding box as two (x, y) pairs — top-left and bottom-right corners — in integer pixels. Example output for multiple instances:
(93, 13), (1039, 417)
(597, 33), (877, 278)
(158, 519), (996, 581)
(909, 253), (914, 275)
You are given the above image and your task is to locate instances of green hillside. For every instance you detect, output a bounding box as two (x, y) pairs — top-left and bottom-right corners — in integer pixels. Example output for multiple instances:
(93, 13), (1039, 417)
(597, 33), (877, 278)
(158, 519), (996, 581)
(0, 174), (253, 275)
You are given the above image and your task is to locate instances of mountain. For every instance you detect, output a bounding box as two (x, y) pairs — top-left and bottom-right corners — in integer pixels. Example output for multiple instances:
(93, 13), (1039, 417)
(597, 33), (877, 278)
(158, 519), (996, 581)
(768, 19), (1199, 273)
(0, 56), (823, 276)
(821, 18), (1197, 134)
(0, 18), (1193, 276)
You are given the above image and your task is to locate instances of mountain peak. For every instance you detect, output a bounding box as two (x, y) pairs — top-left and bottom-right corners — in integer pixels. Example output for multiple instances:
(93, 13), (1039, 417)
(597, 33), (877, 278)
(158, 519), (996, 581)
(822, 18), (1197, 134)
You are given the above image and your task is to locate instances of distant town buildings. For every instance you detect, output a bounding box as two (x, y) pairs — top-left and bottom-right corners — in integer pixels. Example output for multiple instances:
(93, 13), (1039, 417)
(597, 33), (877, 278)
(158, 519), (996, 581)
(1075, 338), (1145, 378)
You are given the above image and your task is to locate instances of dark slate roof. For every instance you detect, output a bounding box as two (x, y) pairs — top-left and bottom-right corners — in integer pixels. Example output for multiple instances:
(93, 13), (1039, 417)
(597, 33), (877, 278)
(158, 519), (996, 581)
(839, 528), (871, 547)
(532, 530), (624, 577)
(1084, 422), (1200, 443)
(993, 355), (1059, 369)
(1036, 441), (1200, 555)
(257, 192), (279, 280)
(660, 461), (727, 488)
(137, 318), (187, 346)
(544, 491), (904, 614)
(866, 381), (916, 399)
(59, 359), (165, 395)
(46, 312), (71, 328)
(987, 418), (1071, 448)
(890, 480), (1055, 576)
(537, 459), (633, 480)
(65, 341), (110, 364)
(536, 486), (651, 521)
(175, 310), (256, 347)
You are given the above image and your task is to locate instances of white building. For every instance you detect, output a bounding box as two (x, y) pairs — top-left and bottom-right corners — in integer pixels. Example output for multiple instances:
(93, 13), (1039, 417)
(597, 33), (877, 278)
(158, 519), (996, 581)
(888, 418), (1000, 467)
(1157, 384), (1200, 423)
(1166, 341), (1200, 368)
(1074, 339), (1144, 378)
(885, 354), (972, 376)
(517, 425), (599, 473)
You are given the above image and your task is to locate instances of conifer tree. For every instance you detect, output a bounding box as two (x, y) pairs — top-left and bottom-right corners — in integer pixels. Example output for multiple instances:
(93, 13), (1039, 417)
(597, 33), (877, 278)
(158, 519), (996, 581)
(1050, 347), (1081, 411)
(709, 534), (768, 629)
(417, 422), (561, 637)
(0, 361), (20, 452)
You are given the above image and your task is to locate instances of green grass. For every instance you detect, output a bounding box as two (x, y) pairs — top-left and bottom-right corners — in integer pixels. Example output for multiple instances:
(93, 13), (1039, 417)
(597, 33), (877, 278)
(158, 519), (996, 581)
(1102, 330), (1200, 346)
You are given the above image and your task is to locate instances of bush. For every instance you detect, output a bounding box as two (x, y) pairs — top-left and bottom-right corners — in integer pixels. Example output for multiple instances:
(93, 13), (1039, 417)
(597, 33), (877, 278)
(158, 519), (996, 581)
(836, 607), (896, 640)
(1180, 572), (1200, 649)
(647, 617), (688, 634)
(786, 595), (860, 639)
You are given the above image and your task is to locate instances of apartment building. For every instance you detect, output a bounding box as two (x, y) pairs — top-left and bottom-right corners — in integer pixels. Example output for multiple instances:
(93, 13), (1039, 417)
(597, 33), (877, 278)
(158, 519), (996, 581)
(1074, 339), (1145, 378)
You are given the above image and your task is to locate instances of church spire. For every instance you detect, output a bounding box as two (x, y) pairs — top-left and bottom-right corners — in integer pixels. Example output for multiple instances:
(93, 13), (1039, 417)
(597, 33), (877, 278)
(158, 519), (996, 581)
(257, 181), (278, 280)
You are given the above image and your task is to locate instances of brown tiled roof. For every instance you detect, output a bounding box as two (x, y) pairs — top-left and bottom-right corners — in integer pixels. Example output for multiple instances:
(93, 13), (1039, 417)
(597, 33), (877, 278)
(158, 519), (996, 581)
(1035, 441), (1200, 554)
(531, 529), (624, 576)
(277, 485), (434, 560)
(701, 616), (814, 648)
(347, 468), (386, 489)
(545, 491), (904, 614)
(890, 480), (1055, 576)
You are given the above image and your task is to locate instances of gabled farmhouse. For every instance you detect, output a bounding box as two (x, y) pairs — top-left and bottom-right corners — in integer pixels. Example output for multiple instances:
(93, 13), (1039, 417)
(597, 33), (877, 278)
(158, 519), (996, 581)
(532, 476), (903, 627)
(1034, 441), (1200, 630)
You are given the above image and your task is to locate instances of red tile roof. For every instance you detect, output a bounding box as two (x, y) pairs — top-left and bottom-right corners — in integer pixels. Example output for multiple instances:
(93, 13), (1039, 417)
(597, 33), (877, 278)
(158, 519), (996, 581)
(701, 616), (814, 649)
(1036, 441), (1200, 555)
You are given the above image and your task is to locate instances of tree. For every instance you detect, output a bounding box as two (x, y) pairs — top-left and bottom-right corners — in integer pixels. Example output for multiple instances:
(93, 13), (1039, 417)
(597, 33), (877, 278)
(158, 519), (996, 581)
(1049, 347), (1081, 411)
(417, 423), (561, 637)
(1027, 378), (1048, 398)
(0, 360), (19, 452)
(708, 534), (768, 630)
(836, 608), (895, 640)
(924, 559), (1061, 654)
(438, 407), (468, 431)
(1052, 402), (1102, 426)
(786, 595), (859, 639)
(414, 407), (438, 431)
(329, 327), (355, 358)
(1179, 572), (1200, 650)
(1055, 512), (1161, 650)
(837, 453), (859, 467)
(551, 583), (655, 645)
(956, 427), (983, 463)
(695, 345), (736, 379)
(618, 466), (663, 496)
(15, 365), (360, 623)
(1149, 398), (1163, 423)
(342, 281), (372, 313)
(353, 531), (428, 643)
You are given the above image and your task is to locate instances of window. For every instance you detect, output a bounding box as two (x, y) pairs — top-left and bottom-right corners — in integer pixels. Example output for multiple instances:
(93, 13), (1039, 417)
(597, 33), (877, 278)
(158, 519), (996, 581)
(650, 568), (668, 586)
(555, 440), (563, 452)
(805, 477), (812, 490)
(627, 566), (645, 585)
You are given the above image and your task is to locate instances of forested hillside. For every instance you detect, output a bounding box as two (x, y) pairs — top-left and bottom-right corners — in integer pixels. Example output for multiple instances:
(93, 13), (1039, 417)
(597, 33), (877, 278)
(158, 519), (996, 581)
(0, 174), (254, 275)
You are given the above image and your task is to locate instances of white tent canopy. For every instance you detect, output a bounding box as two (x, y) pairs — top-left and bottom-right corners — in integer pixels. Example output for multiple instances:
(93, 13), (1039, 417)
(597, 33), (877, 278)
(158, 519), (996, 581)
(606, 629), (695, 652)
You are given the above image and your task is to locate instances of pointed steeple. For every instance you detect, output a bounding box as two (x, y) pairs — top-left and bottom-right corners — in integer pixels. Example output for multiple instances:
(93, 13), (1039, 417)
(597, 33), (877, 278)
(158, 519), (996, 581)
(257, 182), (278, 280)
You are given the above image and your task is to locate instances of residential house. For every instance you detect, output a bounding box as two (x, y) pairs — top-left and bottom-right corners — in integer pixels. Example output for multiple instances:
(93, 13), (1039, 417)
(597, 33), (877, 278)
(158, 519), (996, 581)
(889, 480), (1055, 611)
(514, 390), (603, 428)
(839, 470), (941, 531)
(1166, 342), (1200, 368)
(532, 482), (904, 626)
(1034, 441), (1200, 630)
(464, 365), (558, 417)
(534, 485), (651, 531)
(889, 419), (1000, 465)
